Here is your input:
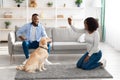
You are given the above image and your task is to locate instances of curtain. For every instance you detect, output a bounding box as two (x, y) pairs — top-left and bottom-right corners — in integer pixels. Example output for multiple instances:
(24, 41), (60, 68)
(101, 0), (105, 42)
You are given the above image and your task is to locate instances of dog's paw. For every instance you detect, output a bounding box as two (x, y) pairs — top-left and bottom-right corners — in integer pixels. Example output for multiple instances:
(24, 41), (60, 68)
(42, 67), (47, 70)
(39, 69), (43, 71)
(16, 65), (24, 70)
(27, 70), (36, 73)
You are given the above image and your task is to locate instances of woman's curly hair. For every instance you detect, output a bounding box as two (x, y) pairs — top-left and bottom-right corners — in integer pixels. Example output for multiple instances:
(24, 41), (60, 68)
(84, 17), (99, 33)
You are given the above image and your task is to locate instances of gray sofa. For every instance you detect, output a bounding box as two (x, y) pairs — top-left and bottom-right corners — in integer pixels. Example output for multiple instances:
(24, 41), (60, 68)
(8, 27), (87, 63)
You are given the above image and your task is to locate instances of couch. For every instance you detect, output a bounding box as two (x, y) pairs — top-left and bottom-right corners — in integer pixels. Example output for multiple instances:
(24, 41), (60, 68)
(8, 27), (87, 63)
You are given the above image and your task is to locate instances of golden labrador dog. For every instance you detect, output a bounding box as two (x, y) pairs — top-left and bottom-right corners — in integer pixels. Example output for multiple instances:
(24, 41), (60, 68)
(16, 37), (50, 73)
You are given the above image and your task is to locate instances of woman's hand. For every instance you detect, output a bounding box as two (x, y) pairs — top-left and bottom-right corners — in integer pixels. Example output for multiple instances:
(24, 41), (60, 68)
(84, 55), (90, 62)
(68, 18), (72, 25)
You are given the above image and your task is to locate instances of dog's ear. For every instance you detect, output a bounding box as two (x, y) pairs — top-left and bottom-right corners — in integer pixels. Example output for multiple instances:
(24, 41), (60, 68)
(42, 39), (46, 45)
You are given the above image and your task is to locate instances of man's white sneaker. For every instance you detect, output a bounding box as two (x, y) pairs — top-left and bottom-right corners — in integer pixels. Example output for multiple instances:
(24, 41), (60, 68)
(101, 59), (106, 68)
(22, 59), (28, 65)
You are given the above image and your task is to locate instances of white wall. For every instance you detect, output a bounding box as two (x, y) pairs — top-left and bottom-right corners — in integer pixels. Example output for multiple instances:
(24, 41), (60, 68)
(105, 0), (120, 50)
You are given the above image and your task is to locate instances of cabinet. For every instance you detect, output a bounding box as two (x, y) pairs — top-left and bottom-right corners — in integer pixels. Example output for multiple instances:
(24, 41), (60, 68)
(0, 29), (13, 41)
(0, 0), (100, 41)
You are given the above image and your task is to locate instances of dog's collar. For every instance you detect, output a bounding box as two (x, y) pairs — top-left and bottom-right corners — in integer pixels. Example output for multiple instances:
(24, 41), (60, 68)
(39, 46), (48, 50)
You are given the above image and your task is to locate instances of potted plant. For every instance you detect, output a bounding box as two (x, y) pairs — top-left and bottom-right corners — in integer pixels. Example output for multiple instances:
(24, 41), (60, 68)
(14, 0), (25, 7)
(47, 2), (53, 7)
(4, 21), (11, 29)
(75, 0), (82, 7)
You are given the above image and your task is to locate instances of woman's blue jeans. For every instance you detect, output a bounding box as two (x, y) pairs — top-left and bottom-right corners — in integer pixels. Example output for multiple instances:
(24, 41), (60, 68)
(76, 50), (102, 70)
(22, 40), (51, 59)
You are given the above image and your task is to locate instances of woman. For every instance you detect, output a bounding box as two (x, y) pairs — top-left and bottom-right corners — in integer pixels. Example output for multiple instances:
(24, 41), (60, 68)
(68, 17), (106, 70)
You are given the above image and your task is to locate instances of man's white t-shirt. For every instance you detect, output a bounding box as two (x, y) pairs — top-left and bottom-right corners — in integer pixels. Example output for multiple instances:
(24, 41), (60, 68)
(30, 25), (37, 41)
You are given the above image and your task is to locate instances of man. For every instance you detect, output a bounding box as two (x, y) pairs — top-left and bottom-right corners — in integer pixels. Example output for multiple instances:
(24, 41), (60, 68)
(16, 13), (52, 64)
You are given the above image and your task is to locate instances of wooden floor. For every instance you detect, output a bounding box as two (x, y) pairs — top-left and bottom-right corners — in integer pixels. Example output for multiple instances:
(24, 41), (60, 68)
(0, 42), (120, 80)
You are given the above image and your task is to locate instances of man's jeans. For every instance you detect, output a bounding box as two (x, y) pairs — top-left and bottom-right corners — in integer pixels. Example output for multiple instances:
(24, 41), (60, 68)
(22, 41), (51, 59)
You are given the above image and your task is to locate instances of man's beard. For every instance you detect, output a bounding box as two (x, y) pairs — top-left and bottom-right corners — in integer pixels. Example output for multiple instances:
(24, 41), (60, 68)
(32, 22), (38, 26)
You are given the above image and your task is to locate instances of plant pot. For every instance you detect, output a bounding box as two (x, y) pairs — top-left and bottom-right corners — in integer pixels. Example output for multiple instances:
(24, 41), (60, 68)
(17, 4), (20, 7)
(77, 4), (80, 7)
(5, 26), (9, 29)
(47, 5), (53, 7)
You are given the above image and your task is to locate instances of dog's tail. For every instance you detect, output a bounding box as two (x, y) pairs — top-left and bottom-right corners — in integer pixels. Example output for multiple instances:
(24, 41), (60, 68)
(16, 65), (25, 71)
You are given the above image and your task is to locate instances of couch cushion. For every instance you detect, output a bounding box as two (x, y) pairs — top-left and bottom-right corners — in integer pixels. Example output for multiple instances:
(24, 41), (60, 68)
(45, 27), (53, 38)
(52, 42), (87, 50)
(52, 28), (84, 42)
(13, 41), (53, 52)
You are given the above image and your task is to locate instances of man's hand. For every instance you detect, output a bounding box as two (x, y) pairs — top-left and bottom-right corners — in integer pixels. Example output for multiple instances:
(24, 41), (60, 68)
(46, 37), (52, 43)
(19, 36), (26, 41)
(84, 55), (90, 62)
(68, 17), (72, 25)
